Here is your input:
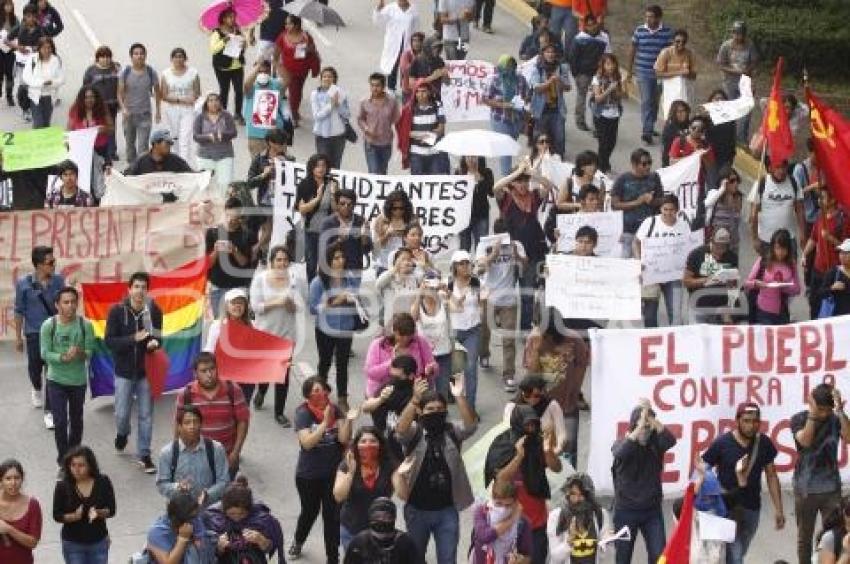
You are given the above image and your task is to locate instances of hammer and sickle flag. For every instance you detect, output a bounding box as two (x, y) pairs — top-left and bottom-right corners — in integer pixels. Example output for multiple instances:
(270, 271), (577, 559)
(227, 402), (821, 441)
(806, 87), (850, 211)
(761, 57), (794, 166)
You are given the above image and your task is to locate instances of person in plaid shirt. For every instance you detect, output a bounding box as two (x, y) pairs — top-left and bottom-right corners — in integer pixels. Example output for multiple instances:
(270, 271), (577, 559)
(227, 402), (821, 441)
(44, 160), (93, 209)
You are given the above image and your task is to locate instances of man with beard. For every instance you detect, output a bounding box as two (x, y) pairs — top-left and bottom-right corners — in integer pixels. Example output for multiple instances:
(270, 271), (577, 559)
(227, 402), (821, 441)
(486, 404), (562, 564)
(702, 402), (786, 564)
(610, 398), (676, 564)
(362, 354), (418, 461)
(547, 473), (609, 564)
(344, 497), (421, 563)
(395, 377), (477, 563)
(790, 383), (850, 564)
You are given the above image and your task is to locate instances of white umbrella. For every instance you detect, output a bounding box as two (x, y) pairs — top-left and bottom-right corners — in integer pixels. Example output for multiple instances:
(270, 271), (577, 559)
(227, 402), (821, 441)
(433, 129), (521, 157)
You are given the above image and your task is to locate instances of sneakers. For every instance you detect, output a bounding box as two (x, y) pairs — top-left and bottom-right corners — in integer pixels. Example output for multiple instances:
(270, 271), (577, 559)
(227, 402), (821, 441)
(139, 455), (156, 474)
(253, 389), (266, 409)
(288, 541), (303, 559)
(31, 390), (43, 408)
(114, 434), (128, 452)
(503, 377), (517, 393)
(44, 412), (54, 430)
(483, 26), (494, 34)
(275, 414), (292, 428)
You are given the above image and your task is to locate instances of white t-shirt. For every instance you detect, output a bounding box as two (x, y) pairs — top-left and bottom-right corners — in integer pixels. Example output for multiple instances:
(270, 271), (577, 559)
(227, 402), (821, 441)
(161, 67), (198, 102)
(475, 241), (526, 307)
(747, 175), (802, 243)
(417, 302), (453, 356)
(635, 214), (692, 241)
(449, 278), (481, 331)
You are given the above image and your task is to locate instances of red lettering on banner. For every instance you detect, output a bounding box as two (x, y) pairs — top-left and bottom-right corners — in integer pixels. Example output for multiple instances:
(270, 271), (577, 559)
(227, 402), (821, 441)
(770, 419), (797, 473)
(749, 327), (774, 372)
(799, 325), (822, 372)
(776, 326), (796, 373)
(767, 377), (782, 404)
(825, 324), (847, 371)
(681, 378), (697, 407)
(653, 378), (675, 411)
(721, 376), (744, 405)
(721, 326), (744, 373)
(690, 420), (716, 470)
(640, 335), (664, 375)
(746, 376), (764, 405)
(667, 333), (689, 374)
(661, 424), (683, 483)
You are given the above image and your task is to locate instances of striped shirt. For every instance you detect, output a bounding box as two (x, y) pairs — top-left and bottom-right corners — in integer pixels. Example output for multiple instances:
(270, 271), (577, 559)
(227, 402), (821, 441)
(174, 381), (250, 454)
(631, 24), (673, 79)
(409, 101), (445, 156)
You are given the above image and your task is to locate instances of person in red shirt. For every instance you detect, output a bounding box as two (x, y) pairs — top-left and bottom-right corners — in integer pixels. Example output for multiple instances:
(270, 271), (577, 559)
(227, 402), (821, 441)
(173, 352), (250, 479)
(669, 115), (717, 222)
(803, 189), (848, 318)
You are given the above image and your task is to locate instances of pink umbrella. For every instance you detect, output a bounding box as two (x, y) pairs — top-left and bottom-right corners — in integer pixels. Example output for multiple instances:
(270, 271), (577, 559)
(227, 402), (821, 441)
(200, 0), (269, 31)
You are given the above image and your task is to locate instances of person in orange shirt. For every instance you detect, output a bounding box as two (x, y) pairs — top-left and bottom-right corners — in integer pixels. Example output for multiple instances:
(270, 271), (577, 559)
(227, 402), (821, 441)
(546, 0), (577, 53)
(572, 0), (607, 30)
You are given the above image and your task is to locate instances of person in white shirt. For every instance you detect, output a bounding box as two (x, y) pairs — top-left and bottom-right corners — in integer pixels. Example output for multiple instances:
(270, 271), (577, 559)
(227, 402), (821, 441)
(448, 250), (482, 414)
(373, 0), (419, 93)
(160, 47), (200, 164)
(634, 193), (692, 327)
(748, 156), (806, 256)
(438, 0), (474, 60)
(23, 36), (63, 128)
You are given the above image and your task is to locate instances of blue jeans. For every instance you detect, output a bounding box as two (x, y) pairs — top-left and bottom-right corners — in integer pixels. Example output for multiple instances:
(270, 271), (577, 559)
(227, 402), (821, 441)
(636, 76), (660, 136)
(490, 118), (521, 176)
(404, 504), (459, 564)
(433, 353), (452, 398)
(410, 152), (450, 175)
(364, 143), (392, 175)
(533, 111), (566, 158)
(613, 506), (666, 564)
(47, 381), (86, 464)
(62, 538), (109, 564)
(642, 280), (684, 327)
(520, 257), (542, 330)
(547, 5), (577, 53)
(453, 325), (480, 410)
(340, 524), (356, 551)
(726, 507), (760, 564)
(209, 285), (227, 320)
(459, 216), (489, 253)
(24, 334), (49, 412)
(114, 376), (153, 458)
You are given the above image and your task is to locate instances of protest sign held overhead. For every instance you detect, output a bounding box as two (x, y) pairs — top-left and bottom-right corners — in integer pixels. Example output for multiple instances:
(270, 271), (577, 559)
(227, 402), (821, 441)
(0, 127), (68, 172)
(556, 211), (623, 256)
(441, 59), (494, 122)
(100, 171), (214, 206)
(641, 229), (705, 285)
(545, 254), (642, 320)
(657, 150), (704, 224)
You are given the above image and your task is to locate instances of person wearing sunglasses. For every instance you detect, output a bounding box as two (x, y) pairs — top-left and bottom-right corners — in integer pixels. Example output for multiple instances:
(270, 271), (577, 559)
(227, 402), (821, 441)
(611, 148), (663, 259)
(669, 115), (717, 223)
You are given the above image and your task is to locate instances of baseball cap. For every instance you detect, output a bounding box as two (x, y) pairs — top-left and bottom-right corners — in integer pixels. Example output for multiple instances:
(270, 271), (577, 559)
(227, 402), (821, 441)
(731, 20), (746, 33)
(150, 129), (174, 145)
(712, 227), (732, 245)
(224, 288), (248, 303)
(837, 239), (850, 253)
(451, 250), (471, 264)
(736, 402), (760, 418)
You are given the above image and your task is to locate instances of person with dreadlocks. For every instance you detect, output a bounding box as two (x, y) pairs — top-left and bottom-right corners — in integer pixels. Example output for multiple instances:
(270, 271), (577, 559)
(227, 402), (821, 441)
(486, 404), (563, 564)
(547, 473), (610, 563)
(343, 497), (422, 563)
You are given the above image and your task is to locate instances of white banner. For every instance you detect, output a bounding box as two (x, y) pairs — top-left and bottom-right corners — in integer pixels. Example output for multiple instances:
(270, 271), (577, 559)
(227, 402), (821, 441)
(641, 229), (704, 285)
(441, 59), (494, 122)
(588, 318), (850, 495)
(702, 75), (754, 125)
(271, 161), (474, 255)
(101, 171), (213, 206)
(545, 254), (641, 320)
(67, 127), (98, 193)
(657, 151), (704, 224)
(556, 211), (623, 257)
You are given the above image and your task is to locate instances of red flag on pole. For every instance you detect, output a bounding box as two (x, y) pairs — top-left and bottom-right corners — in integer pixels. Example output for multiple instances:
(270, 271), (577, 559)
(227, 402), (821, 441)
(214, 321), (294, 384)
(762, 57), (794, 166)
(806, 87), (850, 210)
(658, 483), (695, 564)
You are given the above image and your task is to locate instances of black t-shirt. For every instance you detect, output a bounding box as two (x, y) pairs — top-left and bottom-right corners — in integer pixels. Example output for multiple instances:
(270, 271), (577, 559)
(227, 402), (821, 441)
(338, 459), (396, 534)
(408, 436), (453, 510)
(9, 23), (44, 48)
(295, 403), (344, 479)
(685, 245), (739, 308)
(204, 225), (258, 289)
(344, 530), (422, 564)
(702, 432), (777, 510)
(409, 56), (445, 99)
(260, 0), (286, 41)
(611, 172), (663, 234)
(790, 411), (841, 495)
(52, 475), (116, 543)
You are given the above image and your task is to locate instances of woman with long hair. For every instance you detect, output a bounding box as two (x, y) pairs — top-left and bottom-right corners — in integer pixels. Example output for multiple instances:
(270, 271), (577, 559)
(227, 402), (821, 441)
(334, 426), (397, 550)
(661, 100), (691, 168)
(373, 190), (415, 278)
(411, 272), (453, 397)
(364, 311), (437, 397)
(145, 491), (215, 563)
(556, 150), (609, 212)
(66, 86), (113, 200)
(291, 375), (354, 562)
(311, 66), (350, 169)
(275, 14), (321, 127)
(449, 249), (483, 415)
(374, 249), (422, 331)
(815, 495), (850, 563)
(22, 35), (63, 128)
(547, 473), (609, 563)
(0, 459), (41, 563)
(250, 244), (305, 426)
(209, 7), (246, 124)
(590, 53), (623, 174)
(402, 223), (436, 277)
(704, 164), (744, 252)
(745, 228), (801, 325)
(457, 155), (495, 253)
(204, 288), (257, 402)
(52, 446), (115, 563)
(193, 91), (238, 201)
(308, 242), (359, 412)
(83, 46), (122, 160)
(204, 478), (284, 562)
(161, 47), (200, 163)
(296, 152), (338, 282)
(0, 0), (18, 106)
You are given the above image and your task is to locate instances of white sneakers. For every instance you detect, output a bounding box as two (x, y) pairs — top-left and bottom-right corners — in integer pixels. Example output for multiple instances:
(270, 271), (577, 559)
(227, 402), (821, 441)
(44, 412), (54, 430)
(31, 390), (43, 408)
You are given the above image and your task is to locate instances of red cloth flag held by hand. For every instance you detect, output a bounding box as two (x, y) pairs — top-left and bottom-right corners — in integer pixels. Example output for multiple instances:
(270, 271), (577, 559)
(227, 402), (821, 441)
(214, 321), (294, 384)
(762, 57), (794, 166)
(144, 348), (171, 399)
(658, 483), (695, 564)
(806, 88), (850, 211)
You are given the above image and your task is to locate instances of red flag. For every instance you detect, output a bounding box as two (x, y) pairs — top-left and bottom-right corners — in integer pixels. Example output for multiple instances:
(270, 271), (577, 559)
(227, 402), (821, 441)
(658, 483), (695, 564)
(761, 57), (794, 166)
(806, 87), (850, 211)
(144, 348), (170, 399)
(214, 321), (293, 384)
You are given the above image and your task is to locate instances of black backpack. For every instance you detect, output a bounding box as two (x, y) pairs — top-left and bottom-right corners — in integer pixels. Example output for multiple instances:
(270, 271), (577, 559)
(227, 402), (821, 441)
(169, 437), (216, 482)
(218, 544), (267, 564)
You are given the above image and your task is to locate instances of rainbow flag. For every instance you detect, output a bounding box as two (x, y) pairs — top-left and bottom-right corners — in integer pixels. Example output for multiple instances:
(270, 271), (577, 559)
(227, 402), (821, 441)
(82, 257), (208, 397)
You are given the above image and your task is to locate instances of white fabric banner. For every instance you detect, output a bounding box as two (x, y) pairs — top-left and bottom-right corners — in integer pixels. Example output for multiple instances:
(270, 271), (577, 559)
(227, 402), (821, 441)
(556, 211), (623, 257)
(441, 59), (494, 122)
(661, 76), (695, 120)
(100, 171), (213, 206)
(657, 150), (704, 223)
(67, 127), (98, 194)
(271, 161), (474, 255)
(641, 229), (705, 285)
(545, 254), (641, 320)
(588, 318), (850, 495)
(702, 75), (754, 125)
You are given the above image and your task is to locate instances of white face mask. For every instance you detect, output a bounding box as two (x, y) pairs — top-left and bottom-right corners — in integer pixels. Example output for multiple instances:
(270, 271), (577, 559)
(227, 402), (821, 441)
(488, 504), (512, 523)
(257, 73), (271, 85)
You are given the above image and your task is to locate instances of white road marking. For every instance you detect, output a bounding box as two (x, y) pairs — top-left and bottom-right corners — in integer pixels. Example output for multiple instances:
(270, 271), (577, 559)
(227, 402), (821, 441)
(71, 8), (101, 49)
(302, 20), (333, 48)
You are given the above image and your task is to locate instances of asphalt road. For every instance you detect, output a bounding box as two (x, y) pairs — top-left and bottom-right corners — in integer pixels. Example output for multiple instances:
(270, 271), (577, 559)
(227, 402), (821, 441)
(0, 0), (806, 562)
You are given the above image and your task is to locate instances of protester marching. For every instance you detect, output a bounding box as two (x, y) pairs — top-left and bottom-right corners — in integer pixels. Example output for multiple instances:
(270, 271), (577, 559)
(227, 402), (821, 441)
(3, 0), (850, 563)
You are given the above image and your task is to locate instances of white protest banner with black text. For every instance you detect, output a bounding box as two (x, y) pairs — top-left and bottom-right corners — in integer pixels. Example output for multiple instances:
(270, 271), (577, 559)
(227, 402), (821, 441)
(657, 151), (704, 224)
(100, 171), (214, 206)
(588, 319), (850, 494)
(545, 254), (641, 320)
(641, 230), (705, 285)
(557, 211), (623, 257)
(441, 59), (494, 122)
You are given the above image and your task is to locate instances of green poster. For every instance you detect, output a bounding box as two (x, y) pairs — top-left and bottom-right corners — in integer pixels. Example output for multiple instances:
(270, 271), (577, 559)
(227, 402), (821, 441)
(0, 127), (68, 172)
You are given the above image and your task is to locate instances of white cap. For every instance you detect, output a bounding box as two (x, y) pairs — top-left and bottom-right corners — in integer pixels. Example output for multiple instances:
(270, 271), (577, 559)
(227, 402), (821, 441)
(451, 250), (472, 264)
(838, 239), (850, 253)
(223, 288), (248, 303)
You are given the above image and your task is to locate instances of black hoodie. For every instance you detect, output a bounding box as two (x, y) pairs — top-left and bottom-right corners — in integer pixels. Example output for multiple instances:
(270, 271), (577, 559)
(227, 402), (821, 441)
(104, 297), (163, 380)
